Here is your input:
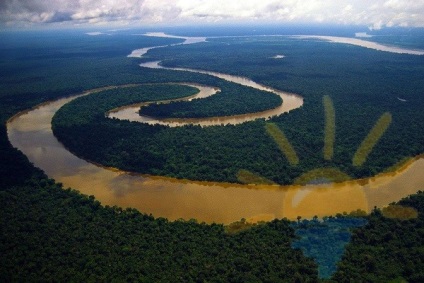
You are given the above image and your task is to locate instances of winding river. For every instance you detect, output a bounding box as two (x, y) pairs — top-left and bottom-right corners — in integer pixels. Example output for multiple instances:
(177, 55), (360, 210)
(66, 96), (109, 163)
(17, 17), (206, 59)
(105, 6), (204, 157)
(6, 34), (424, 224)
(108, 61), (302, 126)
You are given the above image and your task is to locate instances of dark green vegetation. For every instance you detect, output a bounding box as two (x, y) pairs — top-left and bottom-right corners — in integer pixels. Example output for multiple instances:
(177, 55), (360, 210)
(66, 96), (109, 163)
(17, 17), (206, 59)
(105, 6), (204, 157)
(149, 36), (424, 180)
(0, 30), (184, 189)
(54, 84), (200, 126)
(53, 35), (424, 184)
(1, 28), (424, 281)
(332, 191), (424, 282)
(1, 178), (319, 282)
(0, 30), (318, 281)
(0, 30), (314, 281)
(265, 123), (300, 166)
(54, 82), (292, 180)
(0, 30), (184, 104)
(139, 86), (281, 118)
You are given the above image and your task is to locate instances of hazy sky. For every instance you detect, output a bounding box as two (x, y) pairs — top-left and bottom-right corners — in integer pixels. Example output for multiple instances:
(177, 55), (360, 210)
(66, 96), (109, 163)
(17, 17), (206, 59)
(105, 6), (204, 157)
(1, 0), (423, 30)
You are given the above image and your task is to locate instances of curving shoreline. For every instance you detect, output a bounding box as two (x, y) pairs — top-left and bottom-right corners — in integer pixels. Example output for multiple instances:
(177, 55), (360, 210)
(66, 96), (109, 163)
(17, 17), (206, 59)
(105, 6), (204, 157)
(108, 61), (303, 126)
(7, 85), (424, 223)
(6, 33), (424, 223)
(128, 32), (424, 58)
(294, 35), (424, 55)
(107, 83), (221, 125)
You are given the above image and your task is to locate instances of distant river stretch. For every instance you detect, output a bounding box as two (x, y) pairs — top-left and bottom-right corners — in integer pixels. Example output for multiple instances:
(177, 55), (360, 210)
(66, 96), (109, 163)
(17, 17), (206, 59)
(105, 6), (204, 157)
(7, 33), (424, 224)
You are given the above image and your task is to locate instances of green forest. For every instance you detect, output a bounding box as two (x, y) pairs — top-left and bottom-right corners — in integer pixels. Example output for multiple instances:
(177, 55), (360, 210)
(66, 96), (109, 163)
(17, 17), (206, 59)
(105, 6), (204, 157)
(2, 175), (423, 281)
(138, 83), (282, 118)
(51, 35), (424, 185)
(1, 29), (424, 281)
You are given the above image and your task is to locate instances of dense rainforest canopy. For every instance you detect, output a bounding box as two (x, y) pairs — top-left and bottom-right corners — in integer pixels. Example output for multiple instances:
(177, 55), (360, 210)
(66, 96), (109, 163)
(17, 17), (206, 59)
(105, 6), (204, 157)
(1, 28), (424, 281)
(53, 36), (424, 184)
(138, 81), (282, 118)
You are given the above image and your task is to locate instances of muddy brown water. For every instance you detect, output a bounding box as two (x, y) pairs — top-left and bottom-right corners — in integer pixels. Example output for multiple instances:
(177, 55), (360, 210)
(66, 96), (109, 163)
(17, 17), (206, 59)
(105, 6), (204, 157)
(7, 34), (424, 224)
(7, 85), (424, 224)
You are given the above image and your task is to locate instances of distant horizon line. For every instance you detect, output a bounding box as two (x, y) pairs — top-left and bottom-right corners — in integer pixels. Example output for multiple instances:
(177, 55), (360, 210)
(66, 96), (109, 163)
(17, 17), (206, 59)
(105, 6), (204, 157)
(2, 23), (424, 33)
